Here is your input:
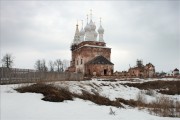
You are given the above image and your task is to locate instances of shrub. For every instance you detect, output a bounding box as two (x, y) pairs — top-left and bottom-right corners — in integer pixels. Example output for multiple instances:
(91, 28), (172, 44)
(15, 83), (73, 102)
(175, 101), (180, 117)
(150, 95), (179, 117)
(109, 107), (116, 115)
(136, 92), (147, 105)
(15, 83), (123, 108)
(145, 89), (155, 96)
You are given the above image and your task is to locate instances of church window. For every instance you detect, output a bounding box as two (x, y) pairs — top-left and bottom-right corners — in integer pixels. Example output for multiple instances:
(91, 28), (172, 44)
(81, 59), (83, 64)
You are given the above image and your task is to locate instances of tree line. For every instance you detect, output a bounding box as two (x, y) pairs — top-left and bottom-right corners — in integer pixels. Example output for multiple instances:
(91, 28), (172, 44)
(35, 59), (69, 72)
(1, 53), (69, 72)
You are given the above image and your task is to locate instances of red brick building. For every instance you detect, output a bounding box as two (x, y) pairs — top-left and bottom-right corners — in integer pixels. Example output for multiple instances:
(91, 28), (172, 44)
(68, 14), (114, 76)
(128, 60), (155, 78)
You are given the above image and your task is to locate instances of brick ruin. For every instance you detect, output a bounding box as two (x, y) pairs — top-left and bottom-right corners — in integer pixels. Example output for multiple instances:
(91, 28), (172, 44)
(114, 60), (156, 78)
(128, 60), (155, 78)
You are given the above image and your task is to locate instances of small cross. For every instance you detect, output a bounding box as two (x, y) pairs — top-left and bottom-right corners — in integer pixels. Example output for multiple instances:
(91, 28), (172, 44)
(100, 17), (102, 25)
(81, 20), (83, 27)
(86, 14), (88, 23)
(90, 9), (92, 20)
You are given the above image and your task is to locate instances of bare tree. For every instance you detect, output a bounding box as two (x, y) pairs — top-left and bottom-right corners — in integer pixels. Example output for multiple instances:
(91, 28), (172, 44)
(34, 59), (41, 71)
(41, 59), (48, 72)
(62, 59), (70, 71)
(34, 59), (48, 72)
(1, 53), (14, 68)
(54, 59), (63, 72)
(49, 60), (54, 72)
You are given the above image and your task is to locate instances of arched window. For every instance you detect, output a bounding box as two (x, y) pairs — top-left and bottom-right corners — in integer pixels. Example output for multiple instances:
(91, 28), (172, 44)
(81, 59), (83, 64)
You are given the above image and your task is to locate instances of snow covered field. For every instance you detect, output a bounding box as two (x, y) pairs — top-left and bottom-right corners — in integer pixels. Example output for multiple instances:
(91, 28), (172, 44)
(1, 78), (180, 120)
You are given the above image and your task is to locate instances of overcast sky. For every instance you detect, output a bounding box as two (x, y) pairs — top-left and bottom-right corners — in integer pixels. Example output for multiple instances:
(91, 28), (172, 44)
(0, 0), (179, 72)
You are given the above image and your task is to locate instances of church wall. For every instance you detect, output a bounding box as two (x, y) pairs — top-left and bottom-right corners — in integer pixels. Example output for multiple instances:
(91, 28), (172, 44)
(72, 46), (111, 74)
(74, 46), (111, 60)
(128, 64), (155, 78)
(78, 41), (106, 47)
(85, 64), (114, 76)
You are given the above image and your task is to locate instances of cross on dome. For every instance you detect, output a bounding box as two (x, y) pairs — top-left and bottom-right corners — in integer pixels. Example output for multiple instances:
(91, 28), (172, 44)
(81, 20), (83, 27)
(86, 14), (88, 24)
(90, 9), (92, 20)
(80, 20), (85, 41)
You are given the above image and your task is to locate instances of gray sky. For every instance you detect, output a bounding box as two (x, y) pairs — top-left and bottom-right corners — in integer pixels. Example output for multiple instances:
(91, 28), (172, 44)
(0, 1), (179, 72)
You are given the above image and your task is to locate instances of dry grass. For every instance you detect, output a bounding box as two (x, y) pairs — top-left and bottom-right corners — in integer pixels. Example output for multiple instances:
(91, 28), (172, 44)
(116, 92), (148, 108)
(15, 83), (73, 102)
(116, 98), (143, 107)
(99, 79), (117, 82)
(116, 94), (180, 117)
(92, 82), (100, 87)
(149, 96), (180, 117)
(123, 80), (180, 95)
(15, 83), (123, 108)
(87, 83), (96, 89)
(75, 90), (123, 108)
(99, 83), (109, 86)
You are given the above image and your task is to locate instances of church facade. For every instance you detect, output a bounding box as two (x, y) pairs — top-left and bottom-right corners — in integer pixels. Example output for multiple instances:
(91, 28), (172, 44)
(68, 14), (114, 76)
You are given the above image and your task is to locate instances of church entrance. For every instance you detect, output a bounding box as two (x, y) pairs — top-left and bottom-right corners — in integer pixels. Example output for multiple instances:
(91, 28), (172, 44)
(88, 69), (91, 75)
(104, 69), (107, 75)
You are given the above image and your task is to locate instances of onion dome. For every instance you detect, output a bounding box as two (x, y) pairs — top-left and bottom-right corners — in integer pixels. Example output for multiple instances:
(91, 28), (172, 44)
(80, 28), (85, 36)
(91, 22), (96, 30)
(98, 25), (104, 34)
(73, 24), (80, 45)
(89, 20), (96, 31)
(80, 20), (85, 36)
(94, 31), (98, 38)
(84, 23), (91, 32)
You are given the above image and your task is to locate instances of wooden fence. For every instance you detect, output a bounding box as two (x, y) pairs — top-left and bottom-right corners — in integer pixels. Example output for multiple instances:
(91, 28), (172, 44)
(0, 68), (84, 85)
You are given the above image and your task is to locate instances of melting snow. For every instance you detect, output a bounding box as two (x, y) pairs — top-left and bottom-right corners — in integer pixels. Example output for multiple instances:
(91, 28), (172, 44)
(1, 78), (180, 120)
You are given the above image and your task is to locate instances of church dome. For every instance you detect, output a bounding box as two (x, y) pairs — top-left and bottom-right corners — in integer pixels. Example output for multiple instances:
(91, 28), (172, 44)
(98, 25), (104, 34)
(84, 23), (91, 32)
(94, 31), (98, 38)
(91, 22), (96, 30)
(80, 28), (85, 36)
(89, 20), (96, 30)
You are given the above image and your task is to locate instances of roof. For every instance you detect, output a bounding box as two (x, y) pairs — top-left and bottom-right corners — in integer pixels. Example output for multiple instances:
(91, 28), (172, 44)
(73, 44), (110, 51)
(174, 68), (179, 71)
(129, 66), (144, 71)
(146, 63), (154, 67)
(86, 55), (114, 65)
